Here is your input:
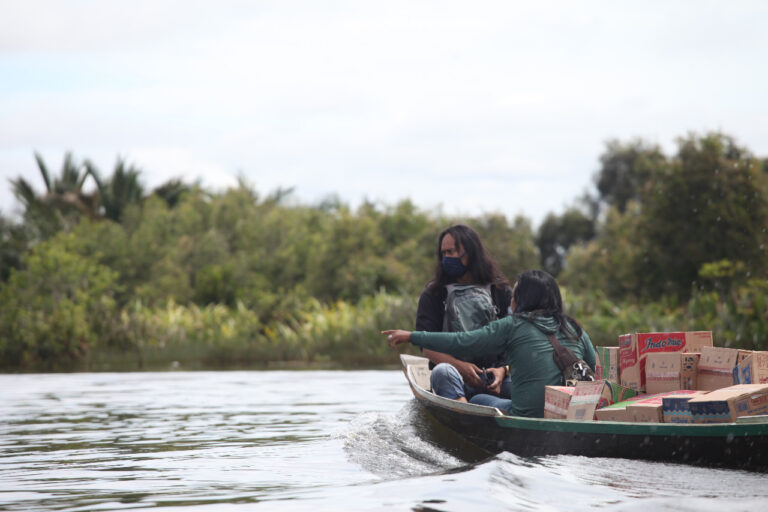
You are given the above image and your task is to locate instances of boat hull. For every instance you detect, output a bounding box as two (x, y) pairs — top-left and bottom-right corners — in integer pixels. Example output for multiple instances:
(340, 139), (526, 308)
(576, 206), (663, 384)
(402, 354), (768, 471)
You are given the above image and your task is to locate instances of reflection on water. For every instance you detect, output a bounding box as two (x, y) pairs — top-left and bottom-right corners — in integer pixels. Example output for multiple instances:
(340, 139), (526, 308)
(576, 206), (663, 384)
(1, 371), (768, 511)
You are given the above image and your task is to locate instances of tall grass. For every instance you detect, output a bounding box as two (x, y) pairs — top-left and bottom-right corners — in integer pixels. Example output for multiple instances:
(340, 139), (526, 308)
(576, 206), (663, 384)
(82, 291), (418, 371)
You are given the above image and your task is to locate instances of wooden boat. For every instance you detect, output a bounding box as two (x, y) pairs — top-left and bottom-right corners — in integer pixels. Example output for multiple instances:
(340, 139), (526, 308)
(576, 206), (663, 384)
(401, 354), (768, 471)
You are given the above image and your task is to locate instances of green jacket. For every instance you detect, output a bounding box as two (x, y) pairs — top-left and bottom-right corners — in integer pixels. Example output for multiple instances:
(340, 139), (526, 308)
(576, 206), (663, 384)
(411, 313), (596, 417)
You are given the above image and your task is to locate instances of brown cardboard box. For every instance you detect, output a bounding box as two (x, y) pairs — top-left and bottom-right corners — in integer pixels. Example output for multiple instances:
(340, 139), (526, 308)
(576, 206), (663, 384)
(544, 386), (575, 419)
(645, 352), (701, 394)
(566, 380), (639, 421)
(594, 393), (652, 422)
(734, 351), (768, 385)
(627, 390), (702, 423)
(618, 334), (641, 391)
(662, 392), (708, 423)
(594, 404), (631, 422)
(645, 353), (680, 394)
(596, 346), (619, 383)
(697, 346), (739, 391)
(688, 384), (768, 423)
(619, 331), (712, 391)
(627, 401), (664, 423)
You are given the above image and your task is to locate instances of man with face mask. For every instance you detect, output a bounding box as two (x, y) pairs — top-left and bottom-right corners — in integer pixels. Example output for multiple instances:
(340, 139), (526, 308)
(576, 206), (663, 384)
(415, 224), (514, 405)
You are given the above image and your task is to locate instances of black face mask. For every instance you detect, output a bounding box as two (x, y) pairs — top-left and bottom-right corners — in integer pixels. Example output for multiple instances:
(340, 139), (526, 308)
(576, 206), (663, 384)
(442, 256), (468, 278)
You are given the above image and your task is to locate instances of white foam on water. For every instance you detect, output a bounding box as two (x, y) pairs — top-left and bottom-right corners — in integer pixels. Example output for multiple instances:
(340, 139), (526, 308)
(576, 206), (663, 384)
(336, 401), (468, 478)
(484, 453), (768, 511)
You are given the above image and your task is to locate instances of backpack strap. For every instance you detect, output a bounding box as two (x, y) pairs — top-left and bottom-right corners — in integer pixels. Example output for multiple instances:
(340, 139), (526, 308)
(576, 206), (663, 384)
(546, 332), (596, 385)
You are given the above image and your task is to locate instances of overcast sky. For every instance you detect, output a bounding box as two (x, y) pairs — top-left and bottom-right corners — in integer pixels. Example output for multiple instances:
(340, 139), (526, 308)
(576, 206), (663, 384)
(2, 0), (767, 227)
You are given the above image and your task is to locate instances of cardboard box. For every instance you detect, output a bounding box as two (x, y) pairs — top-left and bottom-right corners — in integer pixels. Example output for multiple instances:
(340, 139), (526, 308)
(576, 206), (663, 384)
(645, 353), (679, 395)
(627, 390), (702, 423)
(734, 351), (768, 385)
(594, 403), (632, 422)
(544, 386), (575, 419)
(662, 392), (708, 423)
(645, 352), (701, 394)
(697, 346), (739, 391)
(596, 346), (619, 383)
(566, 380), (639, 421)
(619, 331), (713, 391)
(594, 393), (653, 421)
(688, 384), (768, 423)
(627, 401), (664, 423)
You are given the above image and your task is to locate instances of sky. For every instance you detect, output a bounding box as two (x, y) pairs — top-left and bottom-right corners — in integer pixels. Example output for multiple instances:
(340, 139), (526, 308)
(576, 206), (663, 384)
(2, 0), (768, 227)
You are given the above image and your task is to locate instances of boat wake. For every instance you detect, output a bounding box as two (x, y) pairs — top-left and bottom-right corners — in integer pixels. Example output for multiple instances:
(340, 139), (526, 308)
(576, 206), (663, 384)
(486, 452), (768, 511)
(334, 398), (768, 511)
(338, 399), (489, 479)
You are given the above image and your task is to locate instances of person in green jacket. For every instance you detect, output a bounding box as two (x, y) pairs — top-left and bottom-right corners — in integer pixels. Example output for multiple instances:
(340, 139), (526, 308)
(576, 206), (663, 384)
(383, 269), (596, 417)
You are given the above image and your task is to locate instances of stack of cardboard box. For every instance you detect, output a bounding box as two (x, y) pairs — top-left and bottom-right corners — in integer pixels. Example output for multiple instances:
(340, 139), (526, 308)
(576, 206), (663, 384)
(546, 331), (768, 424)
(618, 331), (713, 391)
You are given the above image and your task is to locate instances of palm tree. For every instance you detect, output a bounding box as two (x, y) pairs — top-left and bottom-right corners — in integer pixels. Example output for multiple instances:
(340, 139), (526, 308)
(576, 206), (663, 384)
(86, 158), (145, 223)
(13, 152), (188, 233)
(9, 151), (98, 239)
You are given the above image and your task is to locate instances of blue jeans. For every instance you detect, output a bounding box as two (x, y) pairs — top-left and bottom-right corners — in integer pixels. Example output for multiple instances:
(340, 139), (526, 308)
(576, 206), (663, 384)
(430, 363), (513, 412)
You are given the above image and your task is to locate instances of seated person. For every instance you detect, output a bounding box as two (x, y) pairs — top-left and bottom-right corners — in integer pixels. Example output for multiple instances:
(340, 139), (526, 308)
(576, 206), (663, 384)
(416, 224), (513, 404)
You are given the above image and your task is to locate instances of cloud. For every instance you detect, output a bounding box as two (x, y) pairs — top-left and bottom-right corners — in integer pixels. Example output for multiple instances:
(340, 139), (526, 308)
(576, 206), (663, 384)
(2, 1), (768, 225)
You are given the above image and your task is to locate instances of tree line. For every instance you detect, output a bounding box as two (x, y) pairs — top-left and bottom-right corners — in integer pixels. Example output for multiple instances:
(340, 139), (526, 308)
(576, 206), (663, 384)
(1, 132), (767, 371)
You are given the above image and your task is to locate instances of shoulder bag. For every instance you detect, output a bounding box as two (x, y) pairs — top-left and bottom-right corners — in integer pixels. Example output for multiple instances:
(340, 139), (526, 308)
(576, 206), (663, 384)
(546, 333), (596, 386)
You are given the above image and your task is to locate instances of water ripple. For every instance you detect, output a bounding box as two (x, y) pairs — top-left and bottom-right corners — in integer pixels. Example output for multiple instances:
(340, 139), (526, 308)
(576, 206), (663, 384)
(2, 371), (768, 511)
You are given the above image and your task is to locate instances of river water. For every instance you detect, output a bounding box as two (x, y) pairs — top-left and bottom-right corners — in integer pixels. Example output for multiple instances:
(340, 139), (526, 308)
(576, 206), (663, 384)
(1, 370), (767, 511)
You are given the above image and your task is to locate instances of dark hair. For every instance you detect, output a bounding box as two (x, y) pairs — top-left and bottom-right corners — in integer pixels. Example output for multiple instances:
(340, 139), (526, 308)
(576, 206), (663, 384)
(426, 224), (509, 293)
(513, 269), (583, 338)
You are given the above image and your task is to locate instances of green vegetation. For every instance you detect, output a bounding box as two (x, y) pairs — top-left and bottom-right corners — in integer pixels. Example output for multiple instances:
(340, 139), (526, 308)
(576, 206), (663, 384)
(1, 132), (767, 371)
